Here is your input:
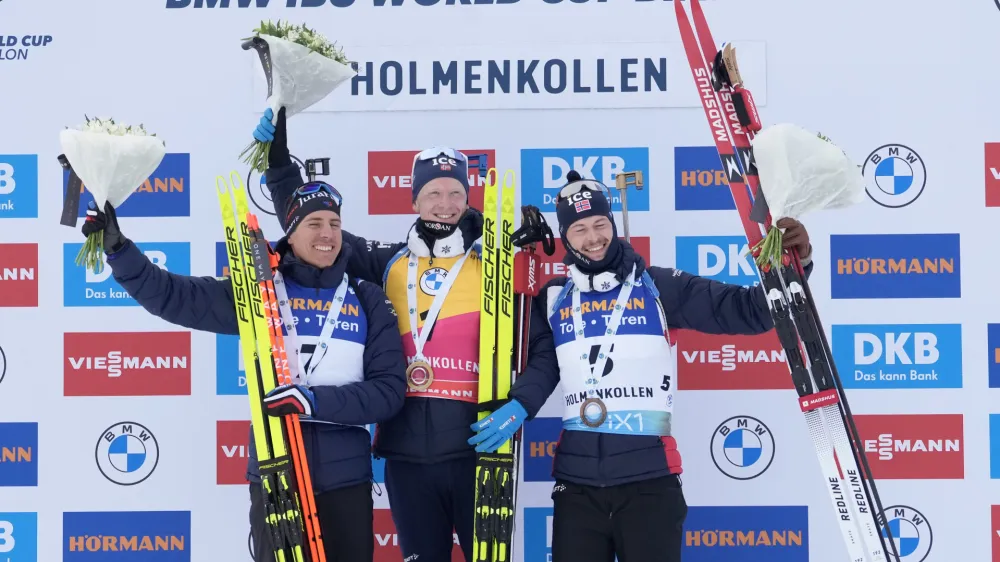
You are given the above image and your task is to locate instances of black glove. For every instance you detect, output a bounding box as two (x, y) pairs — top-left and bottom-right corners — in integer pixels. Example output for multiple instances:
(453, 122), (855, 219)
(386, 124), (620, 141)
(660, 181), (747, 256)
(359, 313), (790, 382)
(269, 107), (290, 168)
(459, 206), (484, 250)
(82, 201), (127, 254)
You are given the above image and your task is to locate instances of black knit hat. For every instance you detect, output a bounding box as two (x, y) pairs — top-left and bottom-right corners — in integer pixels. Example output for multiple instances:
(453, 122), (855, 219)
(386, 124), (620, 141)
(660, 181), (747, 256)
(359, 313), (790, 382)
(283, 182), (343, 236)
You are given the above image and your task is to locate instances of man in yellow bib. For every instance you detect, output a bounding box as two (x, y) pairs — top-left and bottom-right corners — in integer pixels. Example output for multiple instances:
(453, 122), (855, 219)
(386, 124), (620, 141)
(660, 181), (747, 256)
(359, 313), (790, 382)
(255, 108), (558, 562)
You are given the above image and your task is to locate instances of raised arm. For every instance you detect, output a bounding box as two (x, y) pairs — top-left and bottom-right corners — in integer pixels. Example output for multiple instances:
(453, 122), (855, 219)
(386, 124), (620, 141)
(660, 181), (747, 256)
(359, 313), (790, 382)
(108, 240), (239, 335)
(649, 260), (814, 336)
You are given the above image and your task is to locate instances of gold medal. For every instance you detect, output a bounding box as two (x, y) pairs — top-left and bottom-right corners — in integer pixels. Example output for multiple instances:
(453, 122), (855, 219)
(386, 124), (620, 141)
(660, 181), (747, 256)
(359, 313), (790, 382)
(406, 360), (434, 391)
(580, 397), (608, 428)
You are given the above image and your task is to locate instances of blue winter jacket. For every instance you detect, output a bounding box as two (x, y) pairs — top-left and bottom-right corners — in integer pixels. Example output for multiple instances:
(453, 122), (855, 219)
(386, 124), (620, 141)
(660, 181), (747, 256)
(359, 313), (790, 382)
(104, 236), (408, 493)
(264, 162), (561, 464)
(508, 249), (814, 488)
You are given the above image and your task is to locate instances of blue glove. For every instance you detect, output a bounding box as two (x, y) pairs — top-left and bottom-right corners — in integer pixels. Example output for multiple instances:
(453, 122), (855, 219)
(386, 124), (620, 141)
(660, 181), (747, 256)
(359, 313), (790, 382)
(468, 399), (527, 453)
(253, 108), (276, 142)
(263, 384), (316, 418)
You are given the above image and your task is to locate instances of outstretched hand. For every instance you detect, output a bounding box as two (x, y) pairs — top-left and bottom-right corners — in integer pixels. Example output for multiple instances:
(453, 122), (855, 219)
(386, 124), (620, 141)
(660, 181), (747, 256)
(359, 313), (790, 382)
(776, 217), (811, 260)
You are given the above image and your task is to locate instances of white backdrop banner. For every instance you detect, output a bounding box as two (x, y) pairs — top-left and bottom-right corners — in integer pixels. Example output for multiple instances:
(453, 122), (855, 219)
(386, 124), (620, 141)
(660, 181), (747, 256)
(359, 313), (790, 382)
(1, 0), (998, 561)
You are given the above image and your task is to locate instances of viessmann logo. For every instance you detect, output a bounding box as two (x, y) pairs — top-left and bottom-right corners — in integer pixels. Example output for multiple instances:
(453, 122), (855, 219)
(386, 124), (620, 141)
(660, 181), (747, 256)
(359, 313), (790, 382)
(676, 331), (792, 390)
(63, 332), (191, 396)
(854, 414), (964, 479)
(367, 149), (496, 215)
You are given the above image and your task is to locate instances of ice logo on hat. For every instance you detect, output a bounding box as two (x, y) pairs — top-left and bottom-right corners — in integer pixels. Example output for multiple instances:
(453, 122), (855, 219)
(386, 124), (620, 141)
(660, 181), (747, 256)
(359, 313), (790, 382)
(567, 191), (594, 213)
(430, 155), (458, 171)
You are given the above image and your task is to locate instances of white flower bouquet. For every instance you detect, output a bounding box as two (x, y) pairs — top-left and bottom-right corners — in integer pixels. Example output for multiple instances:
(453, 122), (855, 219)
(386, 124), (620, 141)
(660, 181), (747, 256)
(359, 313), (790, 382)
(59, 116), (166, 272)
(240, 20), (357, 173)
(747, 123), (864, 271)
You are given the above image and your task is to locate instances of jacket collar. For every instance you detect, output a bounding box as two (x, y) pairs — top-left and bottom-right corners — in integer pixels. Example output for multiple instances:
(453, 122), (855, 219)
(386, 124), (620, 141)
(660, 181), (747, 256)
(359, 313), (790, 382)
(274, 236), (352, 289)
(566, 264), (623, 293)
(405, 224), (470, 258)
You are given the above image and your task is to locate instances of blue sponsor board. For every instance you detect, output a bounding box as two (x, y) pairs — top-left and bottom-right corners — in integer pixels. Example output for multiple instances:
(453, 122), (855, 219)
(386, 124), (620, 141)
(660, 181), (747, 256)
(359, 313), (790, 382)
(674, 146), (735, 211)
(523, 417), (562, 482)
(520, 148), (650, 213)
(0, 423), (37, 487)
(65, 153), (190, 218)
(989, 324), (1000, 388)
(833, 324), (963, 389)
(0, 512), (38, 561)
(675, 235), (758, 286)
(991, 414), (1000, 479)
(63, 511), (190, 560)
(64, 242), (190, 307)
(523, 505), (807, 561)
(683, 506), (808, 561)
(0, 154), (39, 218)
(830, 234), (961, 299)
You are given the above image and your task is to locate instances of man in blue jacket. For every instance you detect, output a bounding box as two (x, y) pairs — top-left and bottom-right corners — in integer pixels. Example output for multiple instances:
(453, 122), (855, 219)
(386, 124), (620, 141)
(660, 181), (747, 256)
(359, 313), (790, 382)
(467, 171), (815, 562)
(80, 182), (407, 562)
(253, 108), (559, 562)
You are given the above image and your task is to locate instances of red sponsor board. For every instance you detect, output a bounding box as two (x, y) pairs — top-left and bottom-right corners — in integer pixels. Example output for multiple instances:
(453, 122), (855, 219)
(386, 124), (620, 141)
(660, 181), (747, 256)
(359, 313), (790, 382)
(675, 330), (793, 390)
(368, 150), (496, 215)
(373, 509), (463, 561)
(63, 332), (192, 396)
(0, 243), (38, 307)
(217, 420), (250, 485)
(854, 414), (964, 479)
(538, 236), (651, 287)
(987, 143), (1000, 207)
(992, 505), (1000, 561)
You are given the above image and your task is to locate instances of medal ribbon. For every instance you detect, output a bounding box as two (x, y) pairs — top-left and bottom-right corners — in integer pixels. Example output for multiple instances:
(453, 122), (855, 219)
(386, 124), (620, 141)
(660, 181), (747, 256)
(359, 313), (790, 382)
(406, 248), (474, 362)
(274, 271), (350, 382)
(570, 265), (636, 397)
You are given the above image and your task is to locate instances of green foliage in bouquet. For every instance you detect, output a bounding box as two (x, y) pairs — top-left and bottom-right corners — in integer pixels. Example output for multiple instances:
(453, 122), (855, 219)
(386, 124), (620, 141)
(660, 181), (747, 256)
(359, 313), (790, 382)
(239, 20), (350, 173)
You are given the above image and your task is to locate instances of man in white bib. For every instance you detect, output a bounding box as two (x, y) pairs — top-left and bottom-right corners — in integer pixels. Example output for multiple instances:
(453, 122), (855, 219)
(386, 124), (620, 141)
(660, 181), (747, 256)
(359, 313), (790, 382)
(468, 170), (814, 562)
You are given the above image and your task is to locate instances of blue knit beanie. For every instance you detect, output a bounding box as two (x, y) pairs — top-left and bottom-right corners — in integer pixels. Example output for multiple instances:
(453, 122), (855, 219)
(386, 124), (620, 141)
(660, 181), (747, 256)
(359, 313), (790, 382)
(411, 149), (470, 202)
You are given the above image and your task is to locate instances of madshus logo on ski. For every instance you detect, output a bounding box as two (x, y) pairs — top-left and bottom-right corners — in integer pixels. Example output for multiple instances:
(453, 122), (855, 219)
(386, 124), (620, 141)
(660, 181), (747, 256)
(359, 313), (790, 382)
(65, 153), (191, 218)
(832, 323), (963, 389)
(519, 147), (650, 213)
(682, 505), (808, 561)
(854, 414), (964, 479)
(710, 416), (775, 480)
(95, 422), (159, 486)
(829, 233), (961, 299)
(216, 420), (250, 485)
(673, 146), (737, 211)
(0, 511), (38, 561)
(367, 149), (496, 215)
(522, 416), (562, 482)
(862, 144), (926, 208)
(0, 422), (37, 487)
(876, 505), (933, 562)
(63, 242), (190, 307)
(63, 510), (190, 558)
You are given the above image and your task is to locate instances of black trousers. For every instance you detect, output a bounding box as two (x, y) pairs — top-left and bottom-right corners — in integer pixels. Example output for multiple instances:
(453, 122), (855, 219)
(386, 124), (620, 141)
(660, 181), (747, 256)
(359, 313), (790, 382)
(551, 475), (687, 562)
(249, 481), (374, 562)
(384, 456), (476, 562)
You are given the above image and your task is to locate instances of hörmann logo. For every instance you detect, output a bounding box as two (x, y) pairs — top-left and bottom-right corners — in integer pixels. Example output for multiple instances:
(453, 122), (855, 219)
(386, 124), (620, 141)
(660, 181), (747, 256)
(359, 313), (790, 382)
(830, 234), (961, 299)
(63, 510), (190, 558)
(0, 243), (37, 307)
(682, 505), (808, 561)
(522, 417), (561, 482)
(67, 153), (190, 217)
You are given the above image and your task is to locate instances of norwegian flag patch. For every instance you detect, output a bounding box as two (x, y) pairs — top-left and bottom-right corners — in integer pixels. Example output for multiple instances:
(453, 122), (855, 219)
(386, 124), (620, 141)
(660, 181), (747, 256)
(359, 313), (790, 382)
(574, 199), (591, 212)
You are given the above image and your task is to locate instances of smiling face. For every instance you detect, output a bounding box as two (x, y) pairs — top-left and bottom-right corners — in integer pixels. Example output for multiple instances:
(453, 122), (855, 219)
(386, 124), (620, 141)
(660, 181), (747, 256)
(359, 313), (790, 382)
(565, 215), (614, 262)
(412, 177), (468, 224)
(287, 210), (342, 268)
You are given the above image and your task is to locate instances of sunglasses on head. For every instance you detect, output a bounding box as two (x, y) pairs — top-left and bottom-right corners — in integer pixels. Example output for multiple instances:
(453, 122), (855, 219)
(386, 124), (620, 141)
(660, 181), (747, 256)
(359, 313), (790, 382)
(555, 178), (612, 204)
(295, 182), (343, 206)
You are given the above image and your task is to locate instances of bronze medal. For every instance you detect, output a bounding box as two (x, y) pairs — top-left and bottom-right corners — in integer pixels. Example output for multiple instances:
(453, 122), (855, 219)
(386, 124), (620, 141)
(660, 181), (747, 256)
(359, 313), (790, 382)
(406, 360), (434, 391)
(580, 397), (608, 428)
